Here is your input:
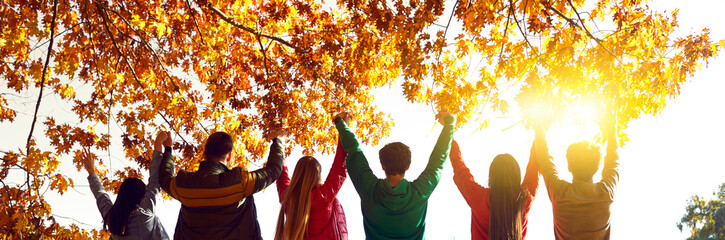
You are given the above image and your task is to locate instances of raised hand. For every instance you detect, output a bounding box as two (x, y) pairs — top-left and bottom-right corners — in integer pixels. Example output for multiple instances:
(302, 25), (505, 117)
(333, 112), (352, 125)
(163, 131), (172, 148)
(267, 128), (288, 141)
(435, 110), (453, 125)
(80, 148), (95, 174)
(154, 131), (168, 152)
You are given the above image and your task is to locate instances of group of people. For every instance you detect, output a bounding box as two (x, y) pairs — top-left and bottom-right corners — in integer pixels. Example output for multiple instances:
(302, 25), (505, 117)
(81, 110), (620, 240)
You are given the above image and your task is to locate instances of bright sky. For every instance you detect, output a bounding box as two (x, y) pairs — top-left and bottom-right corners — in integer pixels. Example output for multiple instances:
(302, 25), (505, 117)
(2, 0), (724, 239)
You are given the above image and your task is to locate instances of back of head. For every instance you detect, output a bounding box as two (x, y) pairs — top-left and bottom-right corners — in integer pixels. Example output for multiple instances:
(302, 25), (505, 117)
(274, 156), (321, 240)
(378, 142), (411, 176)
(488, 153), (526, 240)
(566, 141), (602, 181)
(105, 178), (146, 236)
(204, 132), (233, 161)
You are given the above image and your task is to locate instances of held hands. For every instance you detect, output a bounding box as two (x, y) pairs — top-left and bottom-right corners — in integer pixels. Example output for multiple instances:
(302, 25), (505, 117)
(333, 112), (353, 125)
(154, 131), (171, 152)
(435, 110), (453, 125)
(267, 128), (288, 141)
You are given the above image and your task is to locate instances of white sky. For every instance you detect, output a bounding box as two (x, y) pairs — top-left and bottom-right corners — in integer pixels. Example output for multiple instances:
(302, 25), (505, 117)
(2, 0), (724, 239)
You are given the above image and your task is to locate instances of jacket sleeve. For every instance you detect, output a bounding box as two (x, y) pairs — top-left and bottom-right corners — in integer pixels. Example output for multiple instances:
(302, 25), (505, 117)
(319, 140), (348, 205)
(87, 173), (113, 219)
(413, 115), (456, 198)
(276, 164), (291, 203)
(139, 150), (163, 212)
(249, 138), (284, 193)
(599, 131), (620, 199)
(521, 141), (540, 197)
(336, 120), (377, 199)
(534, 130), (567, 200)
(158, 146), (176, 198)
(449, 139), (490, 207)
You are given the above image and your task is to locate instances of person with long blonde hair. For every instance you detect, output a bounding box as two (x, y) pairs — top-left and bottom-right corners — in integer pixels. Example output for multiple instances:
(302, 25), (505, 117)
(275, 119), (348, 240)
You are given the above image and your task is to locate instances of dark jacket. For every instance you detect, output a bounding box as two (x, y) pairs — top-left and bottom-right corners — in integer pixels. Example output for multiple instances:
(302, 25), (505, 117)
(159, 139), (284, 240)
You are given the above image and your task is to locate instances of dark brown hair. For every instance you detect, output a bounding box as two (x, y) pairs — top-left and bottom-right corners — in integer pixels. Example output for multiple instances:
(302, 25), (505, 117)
(488, 154), (528, 240)
(104, 178), (145, 236)
(378, 142), (411, 175)
(204, 132), (233, 161)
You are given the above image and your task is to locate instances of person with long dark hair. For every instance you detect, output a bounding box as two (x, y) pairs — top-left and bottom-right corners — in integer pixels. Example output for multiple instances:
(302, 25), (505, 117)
(449, 137), (539, 240)
(274, 135), (348, 240)
(82, 131), (170, 239)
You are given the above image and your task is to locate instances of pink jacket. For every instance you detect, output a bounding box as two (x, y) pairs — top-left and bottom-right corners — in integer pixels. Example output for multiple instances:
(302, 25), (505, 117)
(277, 142), (348, 240)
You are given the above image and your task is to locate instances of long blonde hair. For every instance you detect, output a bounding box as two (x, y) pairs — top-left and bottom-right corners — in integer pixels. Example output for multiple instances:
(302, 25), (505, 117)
(274, 156), (321, 240)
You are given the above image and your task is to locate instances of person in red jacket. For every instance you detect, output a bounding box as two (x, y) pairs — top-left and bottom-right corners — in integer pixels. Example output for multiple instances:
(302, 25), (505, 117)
(450, 138), (540, 240)
(274, 116), (349, 240)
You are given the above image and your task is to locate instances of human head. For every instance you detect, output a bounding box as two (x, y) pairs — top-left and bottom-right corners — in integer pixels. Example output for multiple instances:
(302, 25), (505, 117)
(488, 153), (525, 240)
(488, 154), (522, 190)
(378, 142), (411, 176)
(204, 132), (233, 162)
(566, 141), (602, 181)
(105, 178), (145, 235)
(274, 156), (321, 240)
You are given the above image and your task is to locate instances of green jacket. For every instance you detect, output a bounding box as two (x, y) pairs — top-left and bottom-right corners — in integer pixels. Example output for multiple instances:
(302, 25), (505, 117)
(335, 116), (455, 240)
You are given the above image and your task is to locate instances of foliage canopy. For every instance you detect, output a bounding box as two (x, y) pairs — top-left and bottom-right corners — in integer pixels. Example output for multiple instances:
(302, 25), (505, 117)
(1, 0), (722, 238)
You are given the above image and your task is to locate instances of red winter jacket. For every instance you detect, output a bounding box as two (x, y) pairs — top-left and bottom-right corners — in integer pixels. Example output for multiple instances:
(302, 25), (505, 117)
(450, 140), (540, 240)
(276, 141), (348, 240)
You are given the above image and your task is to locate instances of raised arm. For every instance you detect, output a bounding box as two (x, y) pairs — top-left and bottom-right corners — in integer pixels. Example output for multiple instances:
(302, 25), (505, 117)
(335, 114), (377, 198)
(276, 163), (291, 203)
(249, 137), (285, 194)
(139, 131), (169, 211)
(521, 140), (540, 197)
(599, 114), (619, 197)
(82, 149), (113, 218)
(158, 140), (176, 198)
(449, 139), (489, 206)
(319, 140), (348, 204)
(534, 127), (567, 198)
(413, 113), (456, 197)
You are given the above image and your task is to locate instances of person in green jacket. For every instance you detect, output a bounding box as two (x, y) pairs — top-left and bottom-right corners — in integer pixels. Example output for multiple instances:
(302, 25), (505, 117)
(333, 110), (455, 240)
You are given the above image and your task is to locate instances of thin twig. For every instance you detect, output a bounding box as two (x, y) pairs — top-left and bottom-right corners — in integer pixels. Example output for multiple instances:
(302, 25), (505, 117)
(184, 0), (206, 44)
(204, 3), (303, 52)
(545, 1), (620, 62)
(26, 0), (59, 196)
(511, 0), (541, 59)
(499, 1), (513, 59)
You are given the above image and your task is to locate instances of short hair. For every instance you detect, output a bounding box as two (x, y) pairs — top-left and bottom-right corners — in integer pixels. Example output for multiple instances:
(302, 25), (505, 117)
(378, 142), (411, 175)
(566, 141), (602, 180)
(204, 132), (233, 161)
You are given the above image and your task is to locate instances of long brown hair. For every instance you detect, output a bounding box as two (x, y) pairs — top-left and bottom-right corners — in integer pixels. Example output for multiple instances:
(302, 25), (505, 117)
(274, 156), (321, 240)
(488, 154), (529, 240)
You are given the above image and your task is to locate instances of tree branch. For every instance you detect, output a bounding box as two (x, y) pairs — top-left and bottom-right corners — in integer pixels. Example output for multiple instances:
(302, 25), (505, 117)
(512, 0), (541, 59)
(204, 2), (303, 52)
(544, 2), (619, 61)
(184, 0), (206, 45)
(26, 0), (59, 196)
(500, 1), (513, 59)
(97, 3), (193, 145)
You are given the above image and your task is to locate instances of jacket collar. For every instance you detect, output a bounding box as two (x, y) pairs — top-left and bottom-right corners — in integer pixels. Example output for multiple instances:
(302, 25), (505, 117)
(197, 160), (230, 174)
